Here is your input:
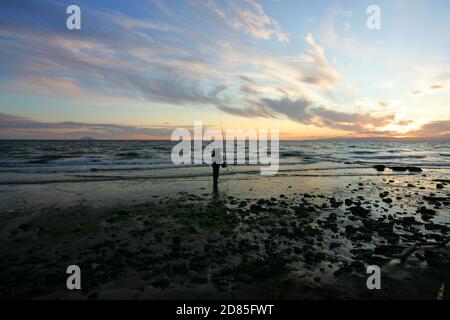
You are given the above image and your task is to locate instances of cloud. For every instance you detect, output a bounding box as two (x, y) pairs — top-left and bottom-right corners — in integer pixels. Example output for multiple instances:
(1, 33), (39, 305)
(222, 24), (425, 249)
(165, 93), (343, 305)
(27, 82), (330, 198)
(396, 119), (413, 126)
(0, 0), (341, 122)
(410, 67), (450, 96)
(219, 96), (394, 133)
(261, 97), (314, 123)
(218, 100), (275, 118)
(240, 84), (260, 95)
(0, 113), (180, 139)
(378, 100), (389, 107)
(2, 0), (421, 138)
(288, 33), (341, 90)
(204, 0), (289, 42)
(406, 120), (450, 138)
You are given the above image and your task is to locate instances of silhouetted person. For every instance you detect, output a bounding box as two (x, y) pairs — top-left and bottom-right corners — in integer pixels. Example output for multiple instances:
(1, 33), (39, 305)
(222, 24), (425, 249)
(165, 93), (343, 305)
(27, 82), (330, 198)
(211, 149), (226, 193)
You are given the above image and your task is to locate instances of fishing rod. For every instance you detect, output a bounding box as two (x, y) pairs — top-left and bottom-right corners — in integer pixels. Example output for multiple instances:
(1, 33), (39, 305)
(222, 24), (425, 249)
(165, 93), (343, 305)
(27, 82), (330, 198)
(218, 112), (231, 174)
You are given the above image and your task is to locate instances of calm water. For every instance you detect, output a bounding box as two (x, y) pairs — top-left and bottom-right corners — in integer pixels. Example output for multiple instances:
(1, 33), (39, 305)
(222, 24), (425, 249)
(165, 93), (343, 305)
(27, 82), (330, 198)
(0, 140), (449, 178)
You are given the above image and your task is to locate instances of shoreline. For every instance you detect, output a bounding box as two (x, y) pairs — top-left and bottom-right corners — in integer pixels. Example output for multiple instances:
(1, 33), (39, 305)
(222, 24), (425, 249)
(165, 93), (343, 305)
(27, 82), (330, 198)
(0, 167), (449, 299)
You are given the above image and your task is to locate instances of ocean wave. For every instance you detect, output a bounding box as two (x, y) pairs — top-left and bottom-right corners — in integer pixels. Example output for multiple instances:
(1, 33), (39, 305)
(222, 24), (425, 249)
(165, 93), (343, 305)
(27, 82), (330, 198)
(280, 151), (305, 157)
(351, 151), (379, 155)
(354, 155), (427, 160)
(115, 152), (141, 158)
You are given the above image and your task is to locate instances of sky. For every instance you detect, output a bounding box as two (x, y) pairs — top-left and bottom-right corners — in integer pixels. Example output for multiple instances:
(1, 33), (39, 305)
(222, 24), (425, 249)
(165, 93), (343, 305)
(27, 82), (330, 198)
(0, 0), (449, 140)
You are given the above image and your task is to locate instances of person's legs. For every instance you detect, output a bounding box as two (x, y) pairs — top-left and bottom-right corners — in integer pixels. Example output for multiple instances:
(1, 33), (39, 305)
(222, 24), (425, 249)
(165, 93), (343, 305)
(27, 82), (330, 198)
(212, 165), (219, 190)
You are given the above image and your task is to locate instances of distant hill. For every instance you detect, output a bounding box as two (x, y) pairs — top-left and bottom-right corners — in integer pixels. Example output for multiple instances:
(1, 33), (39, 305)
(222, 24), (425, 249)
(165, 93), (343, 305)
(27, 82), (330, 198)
(80, 136), (95, 141)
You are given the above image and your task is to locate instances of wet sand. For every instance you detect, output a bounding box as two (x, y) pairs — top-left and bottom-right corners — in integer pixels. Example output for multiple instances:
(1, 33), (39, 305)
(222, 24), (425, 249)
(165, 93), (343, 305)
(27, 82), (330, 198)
(0, 166), (449, 299)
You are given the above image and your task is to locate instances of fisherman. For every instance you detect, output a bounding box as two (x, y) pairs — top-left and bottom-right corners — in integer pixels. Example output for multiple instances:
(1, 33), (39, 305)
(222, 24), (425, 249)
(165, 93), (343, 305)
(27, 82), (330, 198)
(211, 149), (226, 192)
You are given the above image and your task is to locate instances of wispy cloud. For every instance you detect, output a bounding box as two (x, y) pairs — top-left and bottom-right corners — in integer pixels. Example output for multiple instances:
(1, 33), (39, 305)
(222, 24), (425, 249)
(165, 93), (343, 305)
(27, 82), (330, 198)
(289, 33), (341, 90)
(202, 0), (289, 42)
(406, 119), (450, 138)
(0, 113), (179, 139)
(221, 96), (394, 133)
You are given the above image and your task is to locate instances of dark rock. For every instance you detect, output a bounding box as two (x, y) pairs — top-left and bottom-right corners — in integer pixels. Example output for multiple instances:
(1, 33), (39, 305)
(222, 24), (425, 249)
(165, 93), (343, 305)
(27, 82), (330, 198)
(373, 165), (386, 172)
(234, 273), (253, 283)
(329, 242), (341, 250)
(379, 191), (389, 198)
(390, 166), (407, 172)
(348, 205), (371, 217)
(330, 198), (343, 208)
(18, 223), (31, 231)
(293, 246), (302, 254)
(424, 249), (450, 268)
(417, 206), (436, 220)
(152, 278), (170, 288)
(374, 245), (401, 256)
(401, 216), (419, 225)
(327, 212), (337, 222)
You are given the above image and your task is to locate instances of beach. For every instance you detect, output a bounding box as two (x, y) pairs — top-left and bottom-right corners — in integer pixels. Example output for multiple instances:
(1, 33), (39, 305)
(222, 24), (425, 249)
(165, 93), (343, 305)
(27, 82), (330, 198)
(0, 140), (449, 299)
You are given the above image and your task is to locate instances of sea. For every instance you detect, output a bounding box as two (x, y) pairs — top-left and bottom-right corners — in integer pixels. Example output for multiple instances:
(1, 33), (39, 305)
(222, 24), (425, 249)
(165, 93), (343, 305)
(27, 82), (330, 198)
(0, 140), (449, 185)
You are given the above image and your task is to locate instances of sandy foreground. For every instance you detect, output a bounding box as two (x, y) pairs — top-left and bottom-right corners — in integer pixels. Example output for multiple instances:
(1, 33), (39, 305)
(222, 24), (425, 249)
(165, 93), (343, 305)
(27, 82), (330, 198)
(0, 166), (449, 299)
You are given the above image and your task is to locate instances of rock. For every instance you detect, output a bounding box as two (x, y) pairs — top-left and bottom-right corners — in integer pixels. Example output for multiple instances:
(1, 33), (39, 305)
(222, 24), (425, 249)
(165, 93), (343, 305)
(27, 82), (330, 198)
(143, 272), (153, 280)
(348, 205), (371, 217)
(172, 236), (181, 244)
(329, 242), (341, 250)
(345, 199), (353, 206)
(401, 217), (418, 225)
(238, 201), (247, 207)
(424, 249), (450, 268)
(293, 246), (302, 254)
(152, 278), (170, 288)
(415, 252), (425, 262)
(374, 245), (398, 256)
(18, 223), (31, 231)
(373, 165), (386, 172)
(189, 257), (209, 271)
(329, 198), (343, 208)
(436, 183), (444, 189)
(250, 204), (262, 212)
(327, 212), (337, 222)
(417, 206), (436, 220)
(406, 166), (422, 172)
(390, 166), (408, 172)
(345, 225), (358, 235)
(379, 191), (389, 198)
(334, 264), (352, 277)
(234, 273), (253, 283)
